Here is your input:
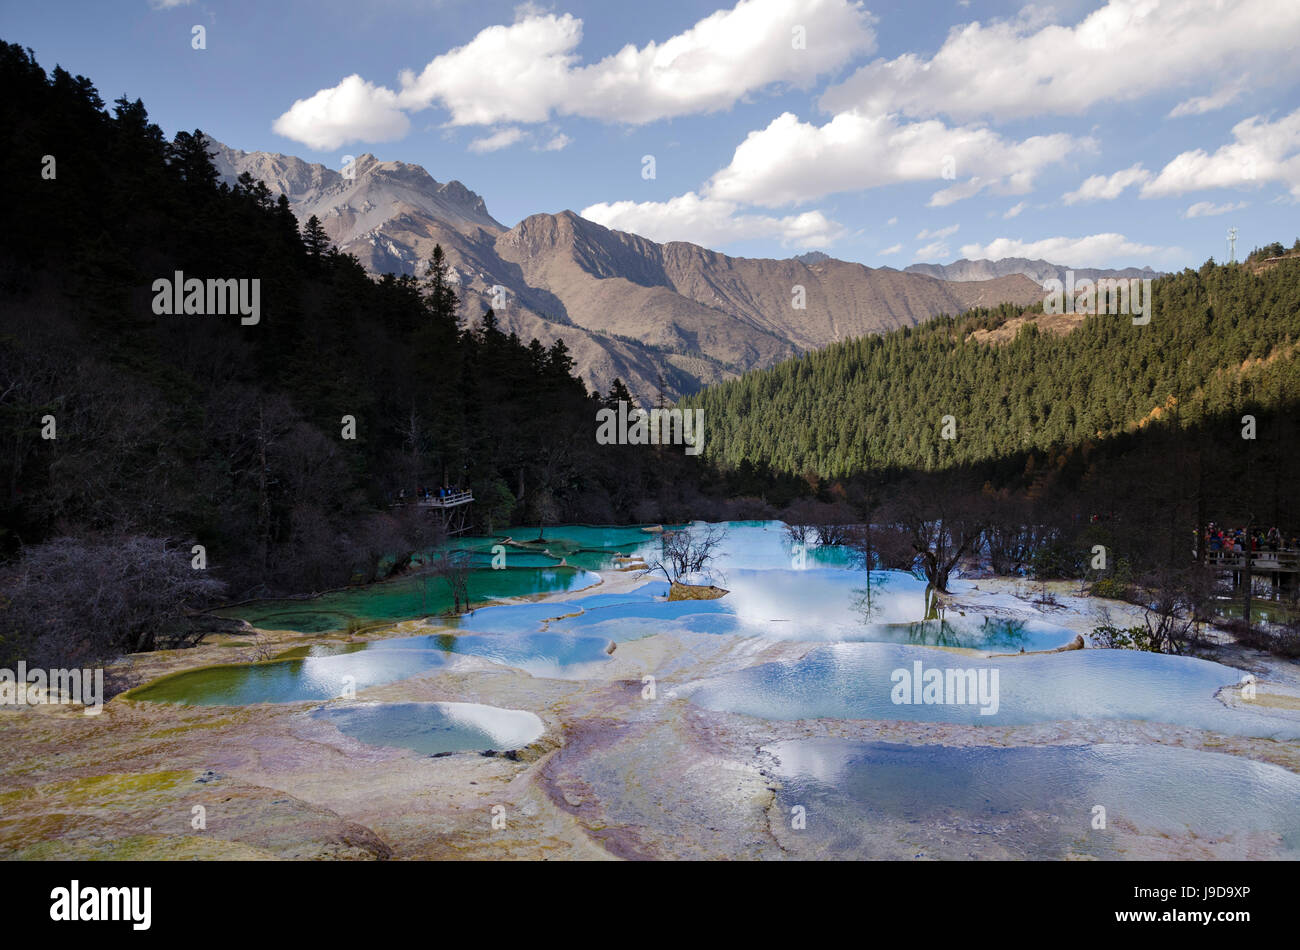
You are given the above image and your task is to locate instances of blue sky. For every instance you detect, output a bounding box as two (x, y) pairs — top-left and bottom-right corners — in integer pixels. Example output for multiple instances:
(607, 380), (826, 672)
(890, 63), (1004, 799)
(5, 0), (1299, 270)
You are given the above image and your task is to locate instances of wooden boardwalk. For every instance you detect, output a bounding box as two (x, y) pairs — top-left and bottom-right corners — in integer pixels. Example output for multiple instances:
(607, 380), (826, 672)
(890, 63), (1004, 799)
(416, 490), (473, 509)
(1204, 549), (1300, 573)
(412, 490), (473, 534)
(1205, 548), (1299, 591)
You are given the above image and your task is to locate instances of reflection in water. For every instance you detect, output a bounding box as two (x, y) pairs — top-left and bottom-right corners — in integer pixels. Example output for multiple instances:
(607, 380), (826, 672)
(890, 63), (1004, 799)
(688, 642), (1300, 738)
(313, 701), (544, 755)
(766, 739), (1300, 859)
(848, 573), (890, 623)
(129, 629), (615, 705)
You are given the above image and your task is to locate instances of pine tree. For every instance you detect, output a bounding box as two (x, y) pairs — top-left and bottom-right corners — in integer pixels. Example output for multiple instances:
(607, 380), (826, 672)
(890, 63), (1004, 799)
(301, 214), (331, 260)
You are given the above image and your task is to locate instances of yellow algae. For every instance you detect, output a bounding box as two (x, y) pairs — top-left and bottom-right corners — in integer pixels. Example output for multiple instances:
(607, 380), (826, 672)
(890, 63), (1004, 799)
(14, 833), (276, 861)
(0, 770), (192, 808)
(1249, 692), (1300, 711)
(667, 582), (729, 601)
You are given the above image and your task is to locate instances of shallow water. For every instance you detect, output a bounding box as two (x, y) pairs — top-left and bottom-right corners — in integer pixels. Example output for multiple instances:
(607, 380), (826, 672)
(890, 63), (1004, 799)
(687, 641), (1300, 738)
(549, 567), (1074, 649)
(146, 522), (1295, 746)
(313, 701), (544, 755)
(128, 649), (455, 705)
(130, 627), (616, 705)
(223, 564), (601, 633)
(219, 525), (670, 634)
(765, 739), (1300, 859)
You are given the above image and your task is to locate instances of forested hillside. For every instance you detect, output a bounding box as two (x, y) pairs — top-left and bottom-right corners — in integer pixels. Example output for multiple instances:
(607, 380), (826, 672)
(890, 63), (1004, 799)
(686, 261), (1300, 477)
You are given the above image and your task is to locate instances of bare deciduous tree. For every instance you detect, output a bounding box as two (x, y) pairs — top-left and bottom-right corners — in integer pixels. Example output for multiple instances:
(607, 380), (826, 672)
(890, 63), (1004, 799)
(782, 498), (857, 546)
(641, 524), (726, 585)
(0, 535), (227, 666)
(872, 474), (987, 593)
(426, 544), (473, 614)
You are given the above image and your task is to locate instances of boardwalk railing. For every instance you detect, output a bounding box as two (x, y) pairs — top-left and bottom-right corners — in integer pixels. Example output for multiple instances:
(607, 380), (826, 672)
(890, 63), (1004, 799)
(1203, 548), (1300, 573)
(415, 491), (473, 509)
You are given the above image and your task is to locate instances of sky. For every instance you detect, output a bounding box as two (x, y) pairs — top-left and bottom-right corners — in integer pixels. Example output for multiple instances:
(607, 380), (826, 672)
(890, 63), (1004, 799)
(4, 0), (1299, 270)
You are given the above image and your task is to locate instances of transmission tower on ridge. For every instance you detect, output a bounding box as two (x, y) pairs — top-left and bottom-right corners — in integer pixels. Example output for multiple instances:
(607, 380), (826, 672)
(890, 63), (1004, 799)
(1227, 226), (1239, 263)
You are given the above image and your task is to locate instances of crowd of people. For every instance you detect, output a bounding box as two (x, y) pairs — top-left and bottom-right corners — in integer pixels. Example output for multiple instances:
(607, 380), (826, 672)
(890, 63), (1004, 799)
(1204, 524), (1299, 553)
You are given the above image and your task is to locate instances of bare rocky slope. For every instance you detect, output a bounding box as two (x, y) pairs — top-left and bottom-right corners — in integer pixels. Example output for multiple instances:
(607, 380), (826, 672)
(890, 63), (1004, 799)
(214, 143), (1048, 400)
(905, 257), (1163, 285)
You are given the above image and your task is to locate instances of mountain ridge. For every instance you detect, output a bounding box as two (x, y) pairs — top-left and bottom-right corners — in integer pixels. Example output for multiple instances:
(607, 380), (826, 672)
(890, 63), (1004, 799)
(212, 142), (1139, 401)
(905, 257), (1164, 284)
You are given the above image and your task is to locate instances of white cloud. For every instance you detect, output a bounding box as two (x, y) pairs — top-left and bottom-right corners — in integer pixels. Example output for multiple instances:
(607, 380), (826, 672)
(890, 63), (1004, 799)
(1141, 109), (1300, 199)
(916, 224), (959, 240)
(1168, 80), (1247, 118)
(1003, 201), (1026, 218)
(396, 10), (584, 125)
(274, 0), (876, 147)
(959, 233), (1168, 267)
(914, 240), (951, 260)
(148, 0), (191, 8)
(928, 177), (991, 207)
(705, 110), (1084, 207)
(880, 243), (903, 254)
(537, 133), (572, 152)
(468, 127), (527, 153)
(1183, 200), (1248, 218)
(1062, 163), (1151, 204)
(886, 216), (898, 226)
(272, 75), (409, 150)
(820, 0), (1300, 122)
(580, 192), (847, 249)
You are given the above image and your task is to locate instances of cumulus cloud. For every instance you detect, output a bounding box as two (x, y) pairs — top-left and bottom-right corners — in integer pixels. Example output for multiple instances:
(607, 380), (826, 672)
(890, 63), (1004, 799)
(1003, 201), (1026, 218)
(1062, 164), (1152, 204)
(880, 243), (903, 254)
(1141, 109), (1300, 199)
(395, 11), (583, 125)
(705, 111), (1084, 207)
(272, 75), (410, 150)
(1183, 200), (1248, 218)
(580, 192), (847, 249)
(273, 0), (876, 148)
(820, 0), (1300, 122)
(959, 233), (1169, 267)
(468, 127), (527, 153)
(914, 240), (951, 260)
(405, 0), (874, 124)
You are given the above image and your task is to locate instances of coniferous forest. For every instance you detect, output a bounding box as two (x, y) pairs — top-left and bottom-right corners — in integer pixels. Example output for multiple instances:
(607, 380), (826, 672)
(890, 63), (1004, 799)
(686, 259), (1300, 583)
(686, 265), (1300, 477)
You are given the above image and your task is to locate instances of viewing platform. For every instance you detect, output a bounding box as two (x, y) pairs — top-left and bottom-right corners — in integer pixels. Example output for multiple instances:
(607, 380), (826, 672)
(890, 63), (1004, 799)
(406, 490), (474, 534)
(1204, 549), (1300, 573)
(1204, 548), (1299, 591)
(416, 490), (473, 509)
